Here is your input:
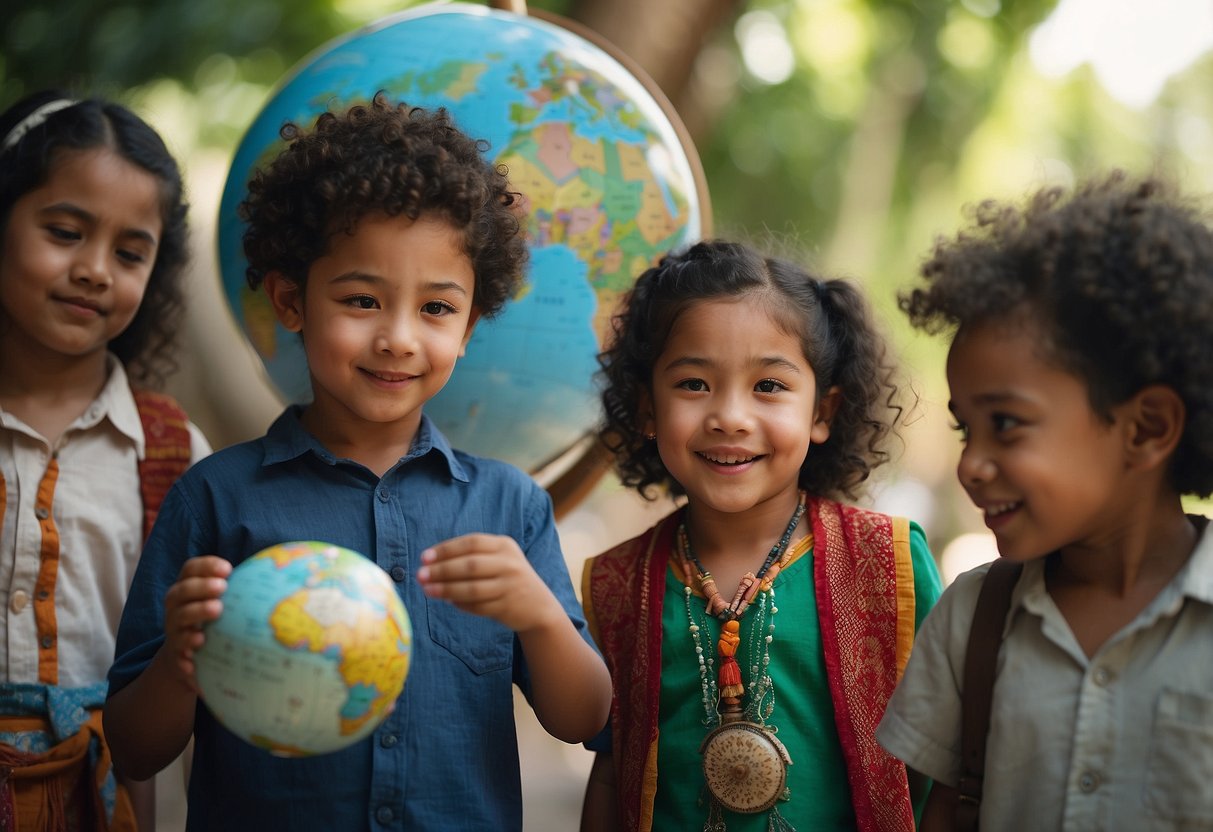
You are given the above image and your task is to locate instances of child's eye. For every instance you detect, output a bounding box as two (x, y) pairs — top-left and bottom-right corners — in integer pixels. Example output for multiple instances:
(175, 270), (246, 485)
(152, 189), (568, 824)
(677, 378), (709, 392)
(755, 378), (787, 394)
(344, 295), (379, 310)
(422, 300), (457, 316)
(950, 421), (970, 443)
(116, 249), (147, 265)
(47, 225), (80, 242)
(992, 414), (1022, 433)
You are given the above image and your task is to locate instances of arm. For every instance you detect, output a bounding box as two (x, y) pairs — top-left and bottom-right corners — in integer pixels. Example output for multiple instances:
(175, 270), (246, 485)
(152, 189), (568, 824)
(122, 775), (155, 832)
(416, 532), (611, 742)
(917, 779), (958, 832)
(104, 556), (231, 781)
(579, 752), (619, 832)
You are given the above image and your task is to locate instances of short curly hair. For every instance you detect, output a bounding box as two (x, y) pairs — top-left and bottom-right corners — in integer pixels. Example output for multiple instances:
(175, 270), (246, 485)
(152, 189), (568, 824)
(240, 92), (526, 317)
(900, 172), (1213, 497)
(599, 240), (904, 501)
(0, 89), (189, 389)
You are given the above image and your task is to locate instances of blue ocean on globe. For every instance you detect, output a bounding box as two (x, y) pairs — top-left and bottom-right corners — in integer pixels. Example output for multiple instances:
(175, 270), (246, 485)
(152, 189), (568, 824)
(217, 2), (706, 474)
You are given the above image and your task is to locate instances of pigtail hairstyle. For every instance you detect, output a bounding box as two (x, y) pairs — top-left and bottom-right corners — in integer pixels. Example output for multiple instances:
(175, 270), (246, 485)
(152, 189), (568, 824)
(598, 240), (903, 501)
(0, 89), (189, 388)
(805, 277), (902, 499)
(240, 91), (527, 318)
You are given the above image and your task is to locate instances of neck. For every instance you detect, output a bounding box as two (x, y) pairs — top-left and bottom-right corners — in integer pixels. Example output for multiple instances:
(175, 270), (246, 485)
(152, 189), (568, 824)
(1054, 491), (1197, 596)
(0, 340), (111, 442)
(684, 489), (806, 573)
(299, 403), (421, 479)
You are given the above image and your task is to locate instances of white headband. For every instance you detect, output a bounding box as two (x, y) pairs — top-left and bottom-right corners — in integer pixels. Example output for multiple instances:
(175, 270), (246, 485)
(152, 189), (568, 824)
(1, 99), (79, 153)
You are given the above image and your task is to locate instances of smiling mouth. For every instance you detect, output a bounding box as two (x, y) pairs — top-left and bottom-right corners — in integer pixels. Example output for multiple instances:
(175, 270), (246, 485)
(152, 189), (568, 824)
(57, 296), (105, 315)
(363, 369), (416, 383)
(698, 451), (762, 465)
(984, 501), (1021, 518)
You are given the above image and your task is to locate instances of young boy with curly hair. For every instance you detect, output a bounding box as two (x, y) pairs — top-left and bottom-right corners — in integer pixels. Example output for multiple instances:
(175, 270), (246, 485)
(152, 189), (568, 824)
(877, 173), (1213, 830)
(103, 93), (611, 831)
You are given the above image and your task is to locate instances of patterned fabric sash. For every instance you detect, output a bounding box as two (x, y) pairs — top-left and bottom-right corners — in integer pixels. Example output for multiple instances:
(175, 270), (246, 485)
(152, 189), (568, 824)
(812, 499), (915, 831)
(583, 513), (676, 832)
(584, 498), (915, 832)
(131, 389), (191, 545)
(0, 684), (135, 831)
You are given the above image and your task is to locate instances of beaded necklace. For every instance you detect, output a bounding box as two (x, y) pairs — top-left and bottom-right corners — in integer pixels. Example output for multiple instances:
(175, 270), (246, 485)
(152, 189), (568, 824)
(674, 496), (806, 832)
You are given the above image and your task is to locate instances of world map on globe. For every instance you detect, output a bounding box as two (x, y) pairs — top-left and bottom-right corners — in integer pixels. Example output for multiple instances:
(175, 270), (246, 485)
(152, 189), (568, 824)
(193, 541), (412, 757)
(217, 1), (708, 476)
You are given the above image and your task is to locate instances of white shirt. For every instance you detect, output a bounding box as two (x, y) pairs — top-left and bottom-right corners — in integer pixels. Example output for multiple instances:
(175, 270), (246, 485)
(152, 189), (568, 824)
(877, 522), (1213, 831)
(1, 357), (209, 687)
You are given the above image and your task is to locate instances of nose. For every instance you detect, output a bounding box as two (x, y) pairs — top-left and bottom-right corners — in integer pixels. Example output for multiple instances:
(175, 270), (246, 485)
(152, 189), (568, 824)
(957, 442), (995, 489)
(376, 312), (420, 356)
(69, 241), (112, 288)
(706, 388), (753, 434)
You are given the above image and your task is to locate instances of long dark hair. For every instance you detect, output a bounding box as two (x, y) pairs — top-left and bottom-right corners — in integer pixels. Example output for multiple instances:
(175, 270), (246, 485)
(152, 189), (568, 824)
(0, 89), (189, 387)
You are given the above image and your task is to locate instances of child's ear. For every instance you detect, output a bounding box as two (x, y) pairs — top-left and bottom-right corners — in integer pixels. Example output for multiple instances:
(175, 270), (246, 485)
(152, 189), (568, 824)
(458, 307), (483, 357)
(1122, 384), (1185, 471)
(637, 389), (655, 439)
(263, 271), (304, 333)
(810, 385), (842, 444)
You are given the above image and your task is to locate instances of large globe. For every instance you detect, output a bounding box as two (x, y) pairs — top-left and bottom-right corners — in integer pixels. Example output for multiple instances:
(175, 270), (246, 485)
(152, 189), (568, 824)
(216, 1), (708, 487)
(193, 541), (412, 757)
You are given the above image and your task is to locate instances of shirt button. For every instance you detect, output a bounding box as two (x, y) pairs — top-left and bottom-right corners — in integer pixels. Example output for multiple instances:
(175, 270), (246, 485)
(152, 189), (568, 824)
(374, 805), (394, 824)
(10, 590), (29, 614)
(40, 635), (54, 649)
(35, 507), (49, 520)
(1079, 771), (1101, 793)
(389, 566), (407, 583)
(379, 733), (398, 748)
(377, 489), (389, 503)
(1092, 667), (1113, 687)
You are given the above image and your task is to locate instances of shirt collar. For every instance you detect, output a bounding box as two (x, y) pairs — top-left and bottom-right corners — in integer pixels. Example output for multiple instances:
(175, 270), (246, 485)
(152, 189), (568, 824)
(97, 357), (146, 456)
(261, 407), (469, 482)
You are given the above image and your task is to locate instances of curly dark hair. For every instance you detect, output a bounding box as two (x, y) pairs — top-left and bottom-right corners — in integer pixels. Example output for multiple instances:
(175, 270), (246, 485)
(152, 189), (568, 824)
(0, 89), (189, 388)
(599, 240), (903, 501)
(239, 91), (526, 317)
(900, 172), (1213, 497)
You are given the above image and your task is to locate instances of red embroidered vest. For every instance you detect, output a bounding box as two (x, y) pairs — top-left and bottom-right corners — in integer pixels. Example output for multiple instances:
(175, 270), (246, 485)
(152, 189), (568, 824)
(583, 497), (917, 832)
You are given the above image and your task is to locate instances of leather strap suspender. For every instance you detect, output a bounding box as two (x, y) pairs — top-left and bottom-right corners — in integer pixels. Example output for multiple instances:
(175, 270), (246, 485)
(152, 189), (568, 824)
(955, 558), (1022, 832)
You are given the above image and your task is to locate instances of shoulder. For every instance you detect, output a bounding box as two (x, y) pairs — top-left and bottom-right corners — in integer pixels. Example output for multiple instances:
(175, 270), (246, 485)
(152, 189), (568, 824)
(174, 435), (268, 492)
(451, 448), (542, 494)
(590, 510), (680, 569)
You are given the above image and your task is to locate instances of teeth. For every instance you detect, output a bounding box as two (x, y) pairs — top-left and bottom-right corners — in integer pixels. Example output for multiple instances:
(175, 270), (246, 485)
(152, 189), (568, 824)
(702, 452), (756, 465)
(985, 501), (1019, 517)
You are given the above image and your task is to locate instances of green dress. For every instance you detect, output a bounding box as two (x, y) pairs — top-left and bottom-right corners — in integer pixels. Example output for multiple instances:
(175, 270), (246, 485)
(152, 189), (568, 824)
(650, 524), (941, 831)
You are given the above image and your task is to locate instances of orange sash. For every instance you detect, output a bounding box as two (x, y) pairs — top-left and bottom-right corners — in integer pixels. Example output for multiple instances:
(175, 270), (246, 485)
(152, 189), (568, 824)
(583, 497), (916, 832)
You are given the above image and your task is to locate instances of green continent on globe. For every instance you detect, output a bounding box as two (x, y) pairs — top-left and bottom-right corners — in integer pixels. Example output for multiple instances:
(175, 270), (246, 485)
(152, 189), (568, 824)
(387, 50), (690, 344)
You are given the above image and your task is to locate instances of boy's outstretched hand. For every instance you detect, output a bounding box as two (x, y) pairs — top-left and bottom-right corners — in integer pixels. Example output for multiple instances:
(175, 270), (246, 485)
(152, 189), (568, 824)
(416, 533), (562, 633)
(416, 532), (611, 743)
(163, 555), (232, 690)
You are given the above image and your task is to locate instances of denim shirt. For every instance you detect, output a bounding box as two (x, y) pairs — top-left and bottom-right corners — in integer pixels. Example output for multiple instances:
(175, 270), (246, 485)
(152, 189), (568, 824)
(109, 408), (590, 831)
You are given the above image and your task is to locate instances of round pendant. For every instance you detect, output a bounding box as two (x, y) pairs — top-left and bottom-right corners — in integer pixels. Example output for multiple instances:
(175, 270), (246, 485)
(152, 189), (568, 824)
(698, 721), (792, 814)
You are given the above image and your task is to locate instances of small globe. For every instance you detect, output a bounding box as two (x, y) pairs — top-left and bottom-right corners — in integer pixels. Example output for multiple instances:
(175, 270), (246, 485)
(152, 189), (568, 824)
(193, 541), (412, 757)
(217, 2), (708, 494)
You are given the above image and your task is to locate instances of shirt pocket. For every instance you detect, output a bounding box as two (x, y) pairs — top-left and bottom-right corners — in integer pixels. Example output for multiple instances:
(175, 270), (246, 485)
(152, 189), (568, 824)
(424, 596), (513, 675)
(1143, 688), (1213, 824)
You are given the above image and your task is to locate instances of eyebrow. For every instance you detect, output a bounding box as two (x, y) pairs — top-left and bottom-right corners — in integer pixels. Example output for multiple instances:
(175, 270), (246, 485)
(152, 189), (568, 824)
(947, 391), (1033, 414)
(329, 272), (469, 295)
(662, 355), (803, 374)
(41, 202), (158, 245)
